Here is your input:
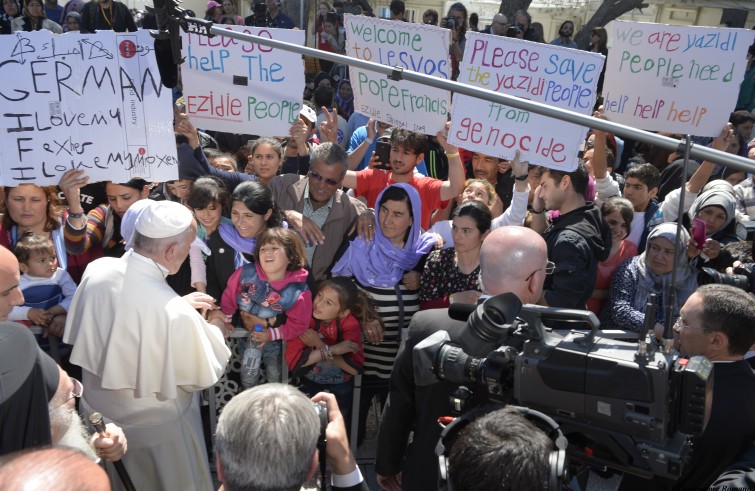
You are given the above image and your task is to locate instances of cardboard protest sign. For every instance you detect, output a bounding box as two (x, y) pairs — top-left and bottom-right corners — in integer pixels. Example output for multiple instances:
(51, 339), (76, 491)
(448, 32), (603, 171)
(344, 14), (450, 135)
(603, 21), (755, 135)
(181, 26), (305, 136)
(0, 30), (176, 186)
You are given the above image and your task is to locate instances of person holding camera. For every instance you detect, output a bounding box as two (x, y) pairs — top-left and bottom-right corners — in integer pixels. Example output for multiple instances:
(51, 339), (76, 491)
(376, 226), (550, 490)
(214, 384), (368, 491)
(512, 10), (539, 42)
(441, 3), (467, 81)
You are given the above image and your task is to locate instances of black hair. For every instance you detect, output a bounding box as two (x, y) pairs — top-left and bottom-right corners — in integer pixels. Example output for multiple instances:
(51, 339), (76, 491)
(729, 110), (755, 127)
(625, 163), (661, 191)
(108, 178), (149, 191)
(601, 196), (634, 236)
(378, 185), (412, 217)
(452, 200), (492, 234)
(390, 128), (427, 156)
(558, 20), (574, 32)
(313, 85), (333, 109)
(186, 176), (229, 212)
(378, 185), (413, 243)
(446, 2), (467, 33)
(448, 406), (552, 491)
(544, 161), (589, 195)
(230, 181), (283, 228)
(698, 284), (755, 356)
(14, 232), (54, 264)
(389, 0), (404, 15)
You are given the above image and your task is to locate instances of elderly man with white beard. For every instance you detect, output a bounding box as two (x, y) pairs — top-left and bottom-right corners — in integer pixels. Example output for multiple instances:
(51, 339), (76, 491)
(0, 320), (127, 461)
(0, 242), (126, 469)
(47, 363), (127, 463)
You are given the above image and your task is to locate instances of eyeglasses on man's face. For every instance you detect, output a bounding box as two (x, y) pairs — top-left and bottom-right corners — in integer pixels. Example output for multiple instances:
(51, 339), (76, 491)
(525, 261), (555, 282)
(53, 377), (83, 410)
(673, 316), (707, 333)
(308, 170), (339, 187)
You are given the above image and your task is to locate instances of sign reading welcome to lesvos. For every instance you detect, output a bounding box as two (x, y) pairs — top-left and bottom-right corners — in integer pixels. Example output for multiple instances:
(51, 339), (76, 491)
(344, 14), (451, 135)
(449, 31), (604, 171)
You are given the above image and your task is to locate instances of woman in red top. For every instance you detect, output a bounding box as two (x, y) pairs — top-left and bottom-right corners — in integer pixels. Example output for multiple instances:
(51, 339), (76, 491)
(313, 1), (331, 44)
(316, 11), (342, 74)
(587, 196), (637, 315)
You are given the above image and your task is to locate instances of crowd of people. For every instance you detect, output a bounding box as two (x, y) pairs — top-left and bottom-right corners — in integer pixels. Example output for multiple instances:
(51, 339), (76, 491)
(2, 2), (755, 491)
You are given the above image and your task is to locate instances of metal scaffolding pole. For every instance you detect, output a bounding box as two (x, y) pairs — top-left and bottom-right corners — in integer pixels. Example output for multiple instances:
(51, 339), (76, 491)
(200, 23), (754, 173)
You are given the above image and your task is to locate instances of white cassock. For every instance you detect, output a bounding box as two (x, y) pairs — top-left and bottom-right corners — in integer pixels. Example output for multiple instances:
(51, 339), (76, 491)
(64, 250), (231, 491)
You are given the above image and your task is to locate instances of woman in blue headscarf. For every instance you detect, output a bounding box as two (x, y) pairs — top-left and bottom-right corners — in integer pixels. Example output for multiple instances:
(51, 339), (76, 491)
(335, 78), (354, 121)
(332, 183), (436, 441)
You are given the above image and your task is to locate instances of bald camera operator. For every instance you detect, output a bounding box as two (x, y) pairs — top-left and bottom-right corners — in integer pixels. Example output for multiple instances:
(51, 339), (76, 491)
(376, 227), (550, 490)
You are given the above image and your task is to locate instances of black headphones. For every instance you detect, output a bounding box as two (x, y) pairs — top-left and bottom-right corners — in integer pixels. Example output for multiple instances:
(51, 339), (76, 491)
(435, 405), (569, 491)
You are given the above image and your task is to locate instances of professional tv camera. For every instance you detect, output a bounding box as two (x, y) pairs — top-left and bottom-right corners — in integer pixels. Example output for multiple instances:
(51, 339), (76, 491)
(696, 220), (755, 291)
(698, 263), (755, 292)
(414, 294), (713, 481)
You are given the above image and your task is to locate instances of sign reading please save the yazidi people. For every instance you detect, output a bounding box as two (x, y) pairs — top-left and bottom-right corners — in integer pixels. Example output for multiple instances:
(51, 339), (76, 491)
(448, 31), (604, 171)
(0, 30), (177, 186)
(602, 20), (755, 135)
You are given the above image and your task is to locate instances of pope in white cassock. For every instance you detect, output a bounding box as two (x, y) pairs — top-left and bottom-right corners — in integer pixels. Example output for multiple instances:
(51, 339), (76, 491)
(63, 200), (231, 491)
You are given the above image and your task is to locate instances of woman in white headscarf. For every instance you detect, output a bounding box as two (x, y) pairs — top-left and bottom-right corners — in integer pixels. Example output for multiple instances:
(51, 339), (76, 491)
(11, 0), (62, 32)
(685, 180), (742, 270)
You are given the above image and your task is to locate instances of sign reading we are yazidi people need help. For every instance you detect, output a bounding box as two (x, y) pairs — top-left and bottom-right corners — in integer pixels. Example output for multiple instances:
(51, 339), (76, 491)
(0, 30), (177, 186)
(602, 21), (755, 135)
(181, 25), (305, 136)
(448, 31), (604, 171)
(344, 14), (451, 135)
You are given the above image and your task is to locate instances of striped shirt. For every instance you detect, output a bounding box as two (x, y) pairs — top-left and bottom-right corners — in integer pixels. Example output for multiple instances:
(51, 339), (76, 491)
(358, 281), (420, 380)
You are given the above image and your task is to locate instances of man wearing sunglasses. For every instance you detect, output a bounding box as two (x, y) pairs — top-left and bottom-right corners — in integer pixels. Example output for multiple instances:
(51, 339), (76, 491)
(376, 226), (550, 491)
(269, 142), (370, 282)
(482, 13), (509, 37)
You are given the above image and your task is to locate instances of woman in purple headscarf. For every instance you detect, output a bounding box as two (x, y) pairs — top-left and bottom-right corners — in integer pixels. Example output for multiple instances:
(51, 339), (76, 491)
(331, 182), (437, 442)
